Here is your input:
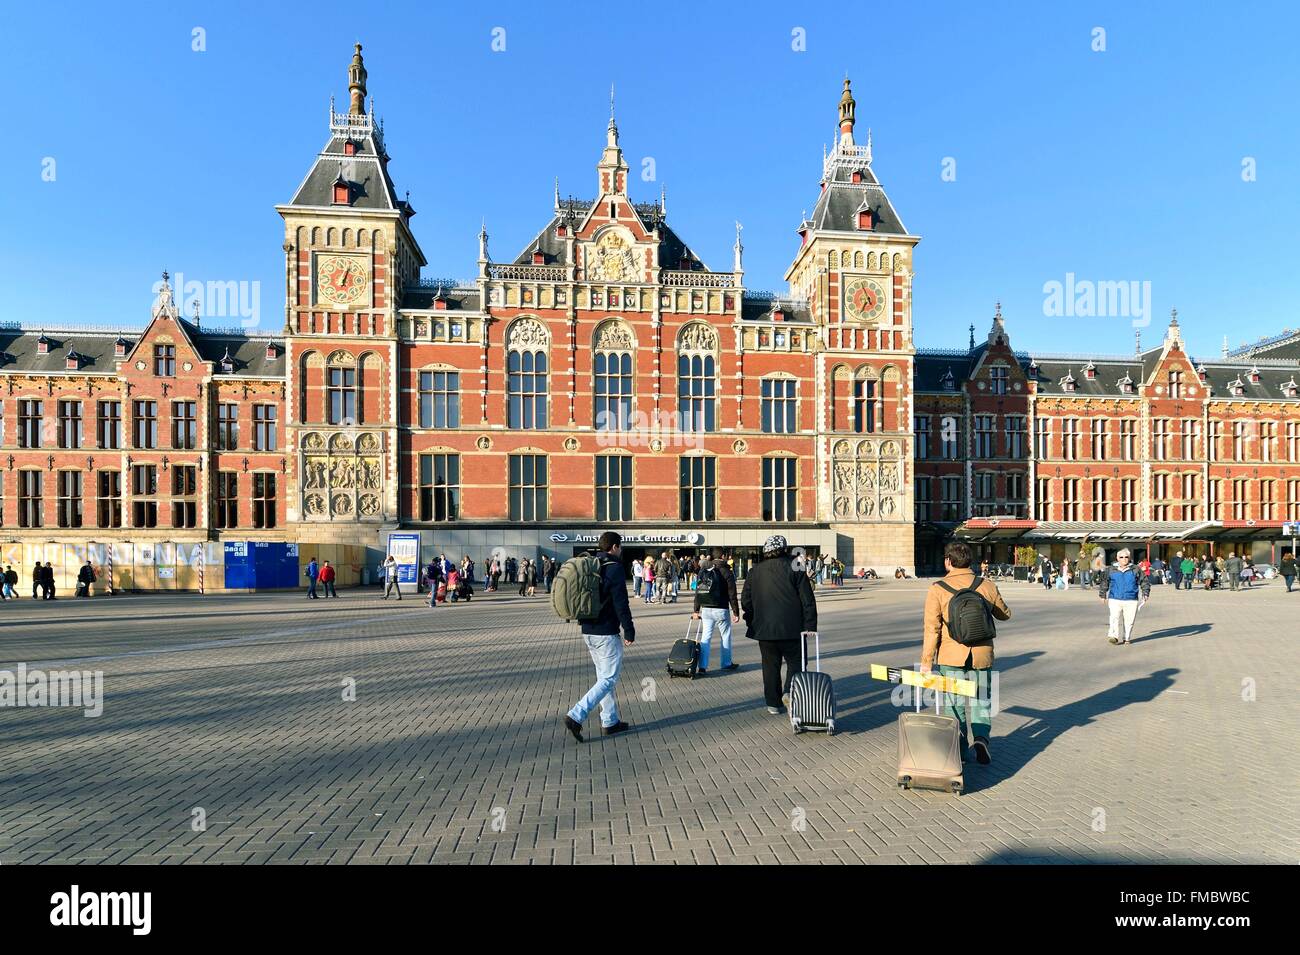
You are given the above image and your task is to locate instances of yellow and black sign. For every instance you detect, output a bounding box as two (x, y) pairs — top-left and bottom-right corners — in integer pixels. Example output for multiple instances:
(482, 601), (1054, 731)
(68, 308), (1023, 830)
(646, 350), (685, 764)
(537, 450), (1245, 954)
(870, 664), (977, 698)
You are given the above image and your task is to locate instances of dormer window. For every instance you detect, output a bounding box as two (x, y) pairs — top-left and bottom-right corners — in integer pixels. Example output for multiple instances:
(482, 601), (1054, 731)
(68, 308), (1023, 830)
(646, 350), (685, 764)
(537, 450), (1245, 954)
(332, 180), (350, 204)
(1061, 372), (1077, 393)
(857, 207), (874, 230)
(433, 286), (449, 311)
(1283, 377), (1299, 398)
(265, 342), (279, 361)
(941, 369), (955, 392)
(342, 139), (358, 157)
(114, 337), (129, 358)
(1249, 365), (1261, 384)
(36, 334), (50, 356)
(1228, 376), (1245, 396)
(1117, 375), (1134, 395)
(556, 224), (567, 238)
(1197, 364), (1208, 382)
(532, 248), (545, 265)
(679, 256), (692, 270)
(65, 351), (80, 370)
(219, 347), (235, 375)
(851, 170), (864, 184)
(1084, 361), (1097, 380)
(772, 306), (786, 322)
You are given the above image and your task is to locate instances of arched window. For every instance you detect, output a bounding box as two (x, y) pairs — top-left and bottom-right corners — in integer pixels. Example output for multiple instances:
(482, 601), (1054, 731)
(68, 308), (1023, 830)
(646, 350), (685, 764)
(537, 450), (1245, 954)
(506, 318), (550, 430)
(831, 365), (850, 431)
(593, 320), (635, 431)
(326, 351), (357, 425)
(853, 367), (882, 434)
(677, 322), (719, 433)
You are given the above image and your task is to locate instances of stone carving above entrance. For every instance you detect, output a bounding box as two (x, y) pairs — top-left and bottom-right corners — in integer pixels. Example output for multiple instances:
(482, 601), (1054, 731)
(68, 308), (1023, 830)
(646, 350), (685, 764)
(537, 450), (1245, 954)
(299, 430), (384, 521)
(831, 436), (905, 523)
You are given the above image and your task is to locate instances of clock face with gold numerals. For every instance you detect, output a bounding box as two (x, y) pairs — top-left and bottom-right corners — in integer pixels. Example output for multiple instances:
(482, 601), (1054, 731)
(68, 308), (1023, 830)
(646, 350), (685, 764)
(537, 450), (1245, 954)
(844, 276), (886, 323)
(315, 254), (370, 307)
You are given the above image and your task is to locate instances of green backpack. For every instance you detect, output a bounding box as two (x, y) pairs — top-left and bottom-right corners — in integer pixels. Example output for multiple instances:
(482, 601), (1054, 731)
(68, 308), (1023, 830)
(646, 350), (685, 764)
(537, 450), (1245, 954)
(551, 554), (605, 622)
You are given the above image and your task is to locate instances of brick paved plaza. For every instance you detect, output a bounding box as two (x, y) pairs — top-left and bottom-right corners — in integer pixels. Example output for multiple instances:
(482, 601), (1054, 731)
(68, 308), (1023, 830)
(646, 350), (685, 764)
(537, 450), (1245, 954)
(0, 577), (1296, 864)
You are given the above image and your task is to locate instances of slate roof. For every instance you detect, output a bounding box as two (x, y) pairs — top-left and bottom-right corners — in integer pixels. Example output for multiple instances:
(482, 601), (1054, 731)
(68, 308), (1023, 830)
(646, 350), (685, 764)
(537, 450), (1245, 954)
(399, 286), (483, 312)
(287, 128), (404, 213)
(914, 350), (975, 392)
(0, 325), (284, 378)
(1228, 329), (1300, 362)
(0, 330), (131, 374)
(741, 294), (812, 323)
(808, 171), (909, 237)
(1031, 355), (1146, 397)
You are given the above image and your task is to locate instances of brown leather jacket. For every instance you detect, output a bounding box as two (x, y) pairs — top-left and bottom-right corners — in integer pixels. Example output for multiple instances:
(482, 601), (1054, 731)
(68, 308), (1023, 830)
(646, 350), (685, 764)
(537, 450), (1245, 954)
(922, 568), (1011, 670)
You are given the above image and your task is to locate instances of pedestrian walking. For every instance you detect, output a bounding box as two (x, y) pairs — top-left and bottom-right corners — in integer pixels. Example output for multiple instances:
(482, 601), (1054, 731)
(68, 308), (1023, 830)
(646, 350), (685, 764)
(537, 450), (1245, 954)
(1171, 550), (1184, 589)
(546, 556), (558, 595)
(320, 560), (338, 597)
(305, 556), (321, 599)
(31, 561), (43, 600)
(1181, 554), (1195, 590)
(1225, 552), (1243, 592)
(632, 558), (643, 597)
(642, 558), (655, 604)
(42, 562), (56, 600)
(1281, 552), (1297, 593)
(654, 551), (672, 604)
(1098, 548), (1150, 645)
(76, 560), (96, 597)
(2, 565), (17, 600)
(1061, 557), (1071, 591)
(691, 547), (741, 675)
(920, 541), (1011, 765)
(563, 531), (635, 742)
(380, 555), (402, 600)
(1038, 554), (1053, 590)
(740, 535), (817, 715)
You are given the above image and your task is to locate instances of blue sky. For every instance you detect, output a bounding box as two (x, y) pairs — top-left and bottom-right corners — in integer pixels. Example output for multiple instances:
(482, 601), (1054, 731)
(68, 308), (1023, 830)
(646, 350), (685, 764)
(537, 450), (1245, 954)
(7, 0), (1299, 357)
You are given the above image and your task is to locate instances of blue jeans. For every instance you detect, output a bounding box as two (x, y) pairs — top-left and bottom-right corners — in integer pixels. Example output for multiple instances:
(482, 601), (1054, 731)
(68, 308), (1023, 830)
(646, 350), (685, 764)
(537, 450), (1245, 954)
(697, 608), (732, 670)
(307, 578), (318, 598)
(938, 664), (994, 748)
(568, 634), (624, 728)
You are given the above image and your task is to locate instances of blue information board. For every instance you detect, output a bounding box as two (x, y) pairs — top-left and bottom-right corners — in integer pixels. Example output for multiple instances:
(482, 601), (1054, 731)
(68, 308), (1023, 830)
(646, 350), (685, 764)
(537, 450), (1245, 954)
(387, 532), (422, 584)
(224, 541), (301, 590)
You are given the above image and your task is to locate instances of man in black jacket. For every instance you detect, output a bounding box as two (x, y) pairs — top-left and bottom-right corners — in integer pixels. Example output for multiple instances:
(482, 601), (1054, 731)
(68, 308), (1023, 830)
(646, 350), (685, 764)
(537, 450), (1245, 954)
(42, 562), (57, 600)
(691, 548), (740, 675)
(741, 536), (818, 714)
(31, 562), (43, 600)
(564, 532), (636, 742)
(77, 561), (96, 597)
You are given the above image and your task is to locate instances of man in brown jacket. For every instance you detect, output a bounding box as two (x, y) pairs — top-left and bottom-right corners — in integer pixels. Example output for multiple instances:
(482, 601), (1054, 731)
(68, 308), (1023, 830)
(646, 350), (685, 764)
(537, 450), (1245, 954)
(920, 541), (1011, 765)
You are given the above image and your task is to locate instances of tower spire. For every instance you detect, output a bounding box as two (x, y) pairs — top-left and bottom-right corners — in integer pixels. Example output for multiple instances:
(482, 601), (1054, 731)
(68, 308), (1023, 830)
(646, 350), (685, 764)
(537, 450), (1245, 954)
(733, 221), (744, 273)
(838, 77), (856, 146)
(348, 43), (368, 116)
(598, 84), (628, 195)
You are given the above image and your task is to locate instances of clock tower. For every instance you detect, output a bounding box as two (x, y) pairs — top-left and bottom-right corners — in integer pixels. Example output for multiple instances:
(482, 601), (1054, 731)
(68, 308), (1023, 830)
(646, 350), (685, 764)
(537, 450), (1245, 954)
(274, 44), (427, 534)
(785, 78), (921, 572)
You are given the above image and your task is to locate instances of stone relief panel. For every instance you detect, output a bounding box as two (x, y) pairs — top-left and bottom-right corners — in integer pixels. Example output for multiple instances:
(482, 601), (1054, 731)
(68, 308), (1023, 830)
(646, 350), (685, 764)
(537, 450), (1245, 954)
(299, 430), (385, 521)
(831, 436), (906, 523)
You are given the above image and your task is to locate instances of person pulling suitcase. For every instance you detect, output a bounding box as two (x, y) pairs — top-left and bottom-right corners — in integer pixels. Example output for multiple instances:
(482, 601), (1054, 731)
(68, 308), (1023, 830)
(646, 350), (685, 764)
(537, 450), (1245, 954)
(740, 535), (817, 715)
(920, 542), (1011, 765)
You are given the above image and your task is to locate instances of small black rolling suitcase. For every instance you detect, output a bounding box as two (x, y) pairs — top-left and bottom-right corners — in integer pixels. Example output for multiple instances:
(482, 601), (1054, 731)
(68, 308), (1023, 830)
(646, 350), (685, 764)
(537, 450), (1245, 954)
(789, 631), (835, 735)
(666, 619), (701, 679)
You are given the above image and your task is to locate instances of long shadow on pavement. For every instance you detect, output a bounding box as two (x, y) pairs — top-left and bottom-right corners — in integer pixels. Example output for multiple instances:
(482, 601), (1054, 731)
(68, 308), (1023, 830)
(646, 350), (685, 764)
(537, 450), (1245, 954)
(1135, 624), (1211, 643)
(962, 668), (1181, 794)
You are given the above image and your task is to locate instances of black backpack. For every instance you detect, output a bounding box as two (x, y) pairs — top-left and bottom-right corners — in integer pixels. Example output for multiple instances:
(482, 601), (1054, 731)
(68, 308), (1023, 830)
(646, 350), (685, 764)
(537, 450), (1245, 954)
(936, 577), (997, 646)
(696, 564), (724, 604)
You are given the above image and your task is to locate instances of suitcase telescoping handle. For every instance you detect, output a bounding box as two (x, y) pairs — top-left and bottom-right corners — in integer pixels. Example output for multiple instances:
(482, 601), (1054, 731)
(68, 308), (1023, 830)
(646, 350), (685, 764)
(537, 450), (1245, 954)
(687, 617), (702, 644)
(800, 631), (819, 673)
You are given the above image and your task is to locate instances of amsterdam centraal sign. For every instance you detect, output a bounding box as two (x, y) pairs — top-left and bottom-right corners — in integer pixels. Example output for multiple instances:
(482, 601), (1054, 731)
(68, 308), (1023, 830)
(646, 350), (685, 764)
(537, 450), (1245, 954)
(549, 531), (705, 546)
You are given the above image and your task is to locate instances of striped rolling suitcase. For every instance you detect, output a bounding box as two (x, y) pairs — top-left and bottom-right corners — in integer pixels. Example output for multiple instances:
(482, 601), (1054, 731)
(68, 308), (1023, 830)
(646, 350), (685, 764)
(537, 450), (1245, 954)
(789, 631), (835, 735)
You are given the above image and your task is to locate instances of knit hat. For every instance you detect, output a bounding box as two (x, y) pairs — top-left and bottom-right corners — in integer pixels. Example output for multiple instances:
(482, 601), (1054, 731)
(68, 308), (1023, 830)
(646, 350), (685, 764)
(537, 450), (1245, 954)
(762, 535), (788, 556)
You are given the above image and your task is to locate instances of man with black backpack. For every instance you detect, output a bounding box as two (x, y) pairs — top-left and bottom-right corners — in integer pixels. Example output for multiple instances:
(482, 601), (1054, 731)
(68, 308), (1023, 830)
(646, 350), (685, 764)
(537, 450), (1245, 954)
(559, 532), (636, 742)
(920, 541), (1011, 765)
(691, 548), (740, 675)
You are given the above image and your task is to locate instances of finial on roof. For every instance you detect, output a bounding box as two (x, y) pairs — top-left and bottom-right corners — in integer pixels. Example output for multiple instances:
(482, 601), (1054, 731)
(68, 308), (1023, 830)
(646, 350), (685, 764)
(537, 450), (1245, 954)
(1222, 335), (1229, 358)
(348, 43), (368, 116)
(1169, 306), (1178, 326)
(1135, 328), (1141, 355)
(865, 127), (872, 163)
(660, 183), (667, 215)
(554, 177), (560, 211)
(192, 300), (200, 328)
(838, 77), (856, 145)
(733, 221), (744, 273)
(969, 323), (975, 352)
